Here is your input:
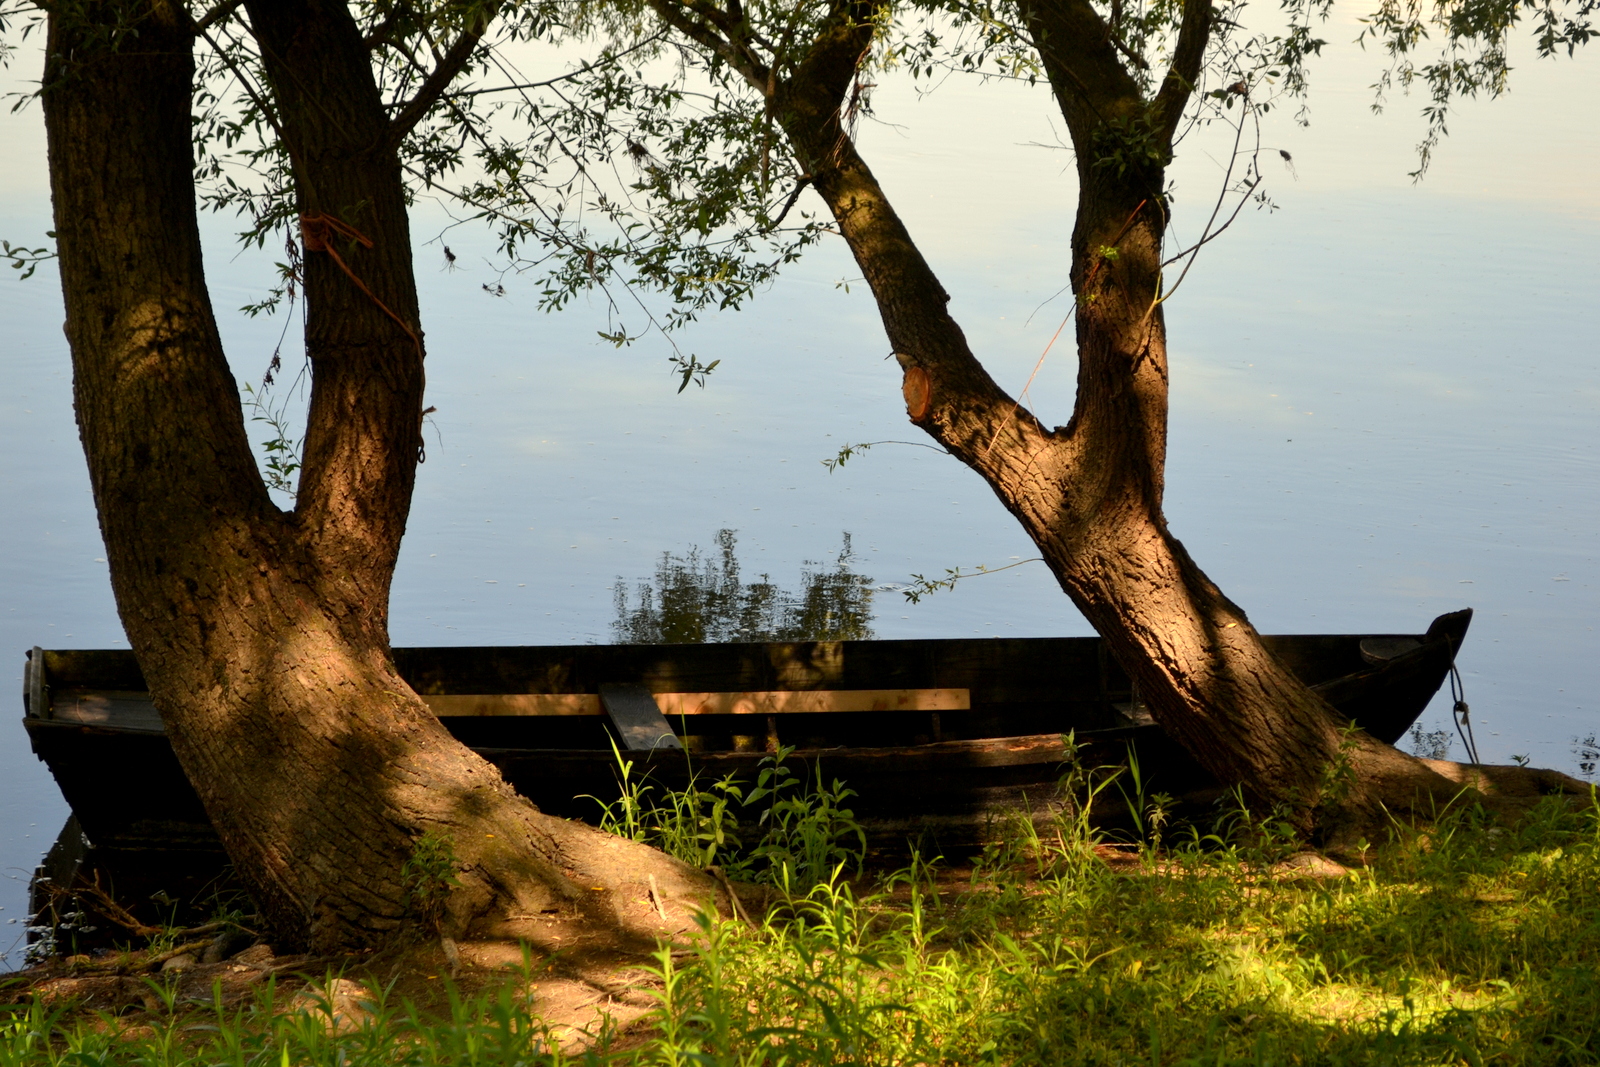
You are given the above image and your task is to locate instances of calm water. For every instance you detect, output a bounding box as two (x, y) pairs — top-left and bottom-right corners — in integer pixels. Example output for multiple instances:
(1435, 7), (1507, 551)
(2, 19), (1596, 962)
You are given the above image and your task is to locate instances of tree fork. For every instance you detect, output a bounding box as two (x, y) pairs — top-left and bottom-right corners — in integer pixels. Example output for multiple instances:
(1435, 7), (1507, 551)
(43, 0), (725, 951)
(244, 0), (428, 589)
(728, 0), (1587, 839)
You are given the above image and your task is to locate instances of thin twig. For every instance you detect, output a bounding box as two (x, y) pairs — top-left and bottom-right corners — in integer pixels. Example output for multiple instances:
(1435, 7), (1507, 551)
(440, 36), (664, 100)
(1150, 93), (1264, 311)
(708, 866), (752, 926)
(389, 3), (502, 143)
(647, 874), (669, 921)
(769, 174), (812, 228)
(981, 199), (1145, 461)
(190, 0), (245, 35)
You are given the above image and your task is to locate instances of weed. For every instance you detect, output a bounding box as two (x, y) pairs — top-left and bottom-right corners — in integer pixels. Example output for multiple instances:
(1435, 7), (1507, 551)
(743, 747), (866, 889)
(1113, 744), (1176, 858)
(400, 830), (461, 935)
(12, 793), (1600, 1066)
(587, 739), (749, 871)
(590, 743), (865, 891)
(585, 737), (653, 843)
(1314, 721), (1364, 820)
(1209, 784), (1304, 866)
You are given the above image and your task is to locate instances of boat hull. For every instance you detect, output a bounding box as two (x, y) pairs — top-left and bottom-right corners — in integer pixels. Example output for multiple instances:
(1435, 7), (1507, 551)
(21, 612), (1469, 930)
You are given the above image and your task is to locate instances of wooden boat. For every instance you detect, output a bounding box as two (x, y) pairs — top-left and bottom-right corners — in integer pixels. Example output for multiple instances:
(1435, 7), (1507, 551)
(22, 610), (1469, 925)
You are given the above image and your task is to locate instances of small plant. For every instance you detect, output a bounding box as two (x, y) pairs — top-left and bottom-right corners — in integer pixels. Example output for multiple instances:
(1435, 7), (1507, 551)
(400, 830), (461, 935)
(585, 737), (653, 843)
(967, 734), (1126, 888)
(590, 742), (867, 891)
(1050, 732), (1124, 870)
(1142, 791), (1175, 855)
(882, 850), (944, 949)
(1090, 114), (1167, 179)
(744, 746), (867, 890)
(587, 739), (747, 870)
(1315, 722), (1364, 815)
(242, 381), (303, 498)
(652, 771), (747, 871)
(1212, 785), (1302, 866)
(1114, 743), (1163, 850)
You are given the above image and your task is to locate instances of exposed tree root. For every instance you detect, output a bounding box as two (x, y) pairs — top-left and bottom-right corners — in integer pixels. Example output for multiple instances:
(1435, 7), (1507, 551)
(446, 809), (735, 955)
(1416, 759), (1592, 799)
(1319, 747), (1593, 851)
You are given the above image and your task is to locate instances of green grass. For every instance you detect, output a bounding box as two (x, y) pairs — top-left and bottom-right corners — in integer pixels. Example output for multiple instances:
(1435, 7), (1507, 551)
(9, 791), (1600, 1066)
(585, 742), (868, 889)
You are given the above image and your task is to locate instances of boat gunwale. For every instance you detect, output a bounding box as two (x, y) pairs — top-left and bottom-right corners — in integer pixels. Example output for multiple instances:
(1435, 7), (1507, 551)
(21, 625), (1461, 723)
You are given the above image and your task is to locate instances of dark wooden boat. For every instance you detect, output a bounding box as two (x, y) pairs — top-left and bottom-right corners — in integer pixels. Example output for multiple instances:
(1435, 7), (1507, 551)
(23, 609), (1469, 926)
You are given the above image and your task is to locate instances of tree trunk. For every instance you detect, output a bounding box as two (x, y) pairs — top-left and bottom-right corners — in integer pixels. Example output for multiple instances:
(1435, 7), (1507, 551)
(749, 0), (1581, 839)
(43, 0), (720, 951)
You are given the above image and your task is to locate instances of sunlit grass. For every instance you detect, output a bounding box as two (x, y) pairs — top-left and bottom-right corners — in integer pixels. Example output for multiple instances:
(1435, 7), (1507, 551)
(7, 790), (1600, 1065)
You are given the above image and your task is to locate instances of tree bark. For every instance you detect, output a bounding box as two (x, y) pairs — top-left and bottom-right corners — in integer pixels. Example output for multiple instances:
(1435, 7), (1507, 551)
(651, 0), (1585, 838)
(43, 0), (721, 951)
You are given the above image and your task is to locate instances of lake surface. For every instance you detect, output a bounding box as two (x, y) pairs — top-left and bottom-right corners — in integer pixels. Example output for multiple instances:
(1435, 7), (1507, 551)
(2, 16), (1595, 964)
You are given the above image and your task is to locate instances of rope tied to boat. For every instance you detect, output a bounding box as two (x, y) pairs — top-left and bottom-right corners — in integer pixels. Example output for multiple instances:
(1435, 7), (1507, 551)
(1445, 636), (1481, 765)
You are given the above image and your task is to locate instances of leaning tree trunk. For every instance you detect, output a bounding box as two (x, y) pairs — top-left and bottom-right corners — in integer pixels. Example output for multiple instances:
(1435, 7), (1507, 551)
(42, 0), (721, 951)
(742, 0), (1582, 840)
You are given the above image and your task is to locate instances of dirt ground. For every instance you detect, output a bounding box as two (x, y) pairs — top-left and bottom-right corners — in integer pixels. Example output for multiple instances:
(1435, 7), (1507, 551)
(4, 848), (1359, 1051)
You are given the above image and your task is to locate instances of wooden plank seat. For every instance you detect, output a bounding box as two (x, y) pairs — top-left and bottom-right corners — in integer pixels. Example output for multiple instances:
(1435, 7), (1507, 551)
(432, 686), (972, 752)
(598, 683), (682, 751)
(418, 687), (970, 717)
(436, 685), (973, 753)
(43, 673), (973, 753)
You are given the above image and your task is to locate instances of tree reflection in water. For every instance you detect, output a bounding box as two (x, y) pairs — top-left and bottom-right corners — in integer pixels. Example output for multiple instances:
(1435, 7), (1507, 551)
(1573, 734), (1599, 779)
(612, 530), (874, 644)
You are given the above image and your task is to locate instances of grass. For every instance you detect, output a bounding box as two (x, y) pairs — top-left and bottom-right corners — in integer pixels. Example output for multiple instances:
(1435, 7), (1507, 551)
(585, 742), (868, 890)
(8, 787), (1600, 1065)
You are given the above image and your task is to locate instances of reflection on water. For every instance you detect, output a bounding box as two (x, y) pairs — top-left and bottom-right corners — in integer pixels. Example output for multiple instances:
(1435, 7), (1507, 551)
(1412, 724), (1600, 780)
(612, 530), (875, 644)
(1409, 724), (1454, 761)
(1573, 735), (1599, 779)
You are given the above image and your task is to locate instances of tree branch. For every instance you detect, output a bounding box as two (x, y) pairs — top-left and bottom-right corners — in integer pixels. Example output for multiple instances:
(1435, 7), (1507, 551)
(389, 3), (499, 144)
(777, 0), (878, 159)
(442, 34), (665, 100)
(245, 0), (426, 575)
(1150, 0), (1212, 140)
(191, 0), (245, 34)
(647, 0), (770, 91)
(683, 0), (780, 77)
(1017, 0), (1144, 152)
(766, 2), (1057, 485)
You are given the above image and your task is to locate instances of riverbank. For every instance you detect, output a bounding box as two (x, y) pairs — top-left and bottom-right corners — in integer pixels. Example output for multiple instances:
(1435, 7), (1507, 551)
(6, 791), (1600, 1065)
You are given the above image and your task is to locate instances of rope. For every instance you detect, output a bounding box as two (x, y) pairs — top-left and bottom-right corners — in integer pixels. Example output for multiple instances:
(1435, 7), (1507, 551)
(299, 213), (422, 355)
(1445, 636), (1481, 765)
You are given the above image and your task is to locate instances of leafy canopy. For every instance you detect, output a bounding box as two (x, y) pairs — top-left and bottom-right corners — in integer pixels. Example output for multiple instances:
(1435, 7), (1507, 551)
(2, 0), (1589, 360)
